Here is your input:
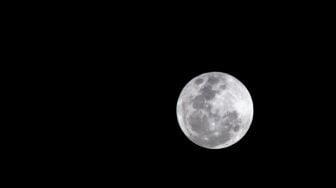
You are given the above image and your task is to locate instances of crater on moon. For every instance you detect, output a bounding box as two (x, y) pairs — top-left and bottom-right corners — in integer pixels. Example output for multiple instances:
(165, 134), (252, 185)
(176, 72), (253, 149)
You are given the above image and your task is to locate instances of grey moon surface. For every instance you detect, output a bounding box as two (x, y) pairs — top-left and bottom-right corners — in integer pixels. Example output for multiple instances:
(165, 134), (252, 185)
(176, 72), (254, 149)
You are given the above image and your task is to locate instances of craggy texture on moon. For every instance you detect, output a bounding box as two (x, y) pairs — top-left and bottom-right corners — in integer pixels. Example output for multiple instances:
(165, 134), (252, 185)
(176, 72), (253, 149)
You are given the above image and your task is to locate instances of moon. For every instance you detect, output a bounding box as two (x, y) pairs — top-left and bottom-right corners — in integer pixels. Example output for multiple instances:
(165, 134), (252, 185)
(176, 72), (253, 149)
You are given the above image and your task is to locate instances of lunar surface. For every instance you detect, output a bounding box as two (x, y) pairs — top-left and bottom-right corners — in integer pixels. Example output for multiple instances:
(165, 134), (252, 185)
(176, 72), (253, 149)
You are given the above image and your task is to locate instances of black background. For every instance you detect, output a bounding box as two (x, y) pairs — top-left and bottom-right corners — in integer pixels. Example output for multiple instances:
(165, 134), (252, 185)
(6, 4), (335, 185)
(26, 40), (332, 182)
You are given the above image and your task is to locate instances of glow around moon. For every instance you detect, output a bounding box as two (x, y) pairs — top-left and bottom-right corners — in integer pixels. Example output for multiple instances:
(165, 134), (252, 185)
(176, 72), (253, 149)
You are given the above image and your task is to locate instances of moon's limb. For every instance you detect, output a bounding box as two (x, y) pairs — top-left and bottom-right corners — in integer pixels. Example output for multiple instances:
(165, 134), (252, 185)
(176, 72), (253, 149)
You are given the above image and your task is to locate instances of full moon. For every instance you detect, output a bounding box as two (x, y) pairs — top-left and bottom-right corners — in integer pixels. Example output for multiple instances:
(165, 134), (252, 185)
(176, 72), (253, 149)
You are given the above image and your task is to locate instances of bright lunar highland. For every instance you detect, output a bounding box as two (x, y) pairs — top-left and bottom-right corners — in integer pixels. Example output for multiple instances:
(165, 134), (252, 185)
(176, 72), (253, 149)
